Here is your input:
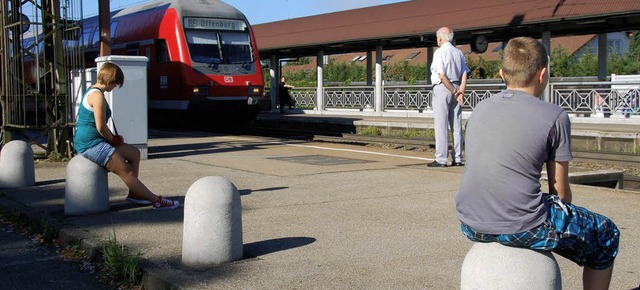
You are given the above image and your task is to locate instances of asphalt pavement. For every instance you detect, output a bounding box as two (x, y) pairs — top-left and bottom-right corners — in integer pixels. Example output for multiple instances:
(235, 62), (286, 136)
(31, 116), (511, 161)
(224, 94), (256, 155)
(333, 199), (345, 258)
(1, 129), (639, 289)
(0, 220), (113, 290)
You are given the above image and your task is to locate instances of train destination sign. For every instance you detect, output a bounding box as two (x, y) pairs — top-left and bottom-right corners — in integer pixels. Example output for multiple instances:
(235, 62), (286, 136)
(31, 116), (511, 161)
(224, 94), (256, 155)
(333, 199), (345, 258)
(184, 18), (246, 31)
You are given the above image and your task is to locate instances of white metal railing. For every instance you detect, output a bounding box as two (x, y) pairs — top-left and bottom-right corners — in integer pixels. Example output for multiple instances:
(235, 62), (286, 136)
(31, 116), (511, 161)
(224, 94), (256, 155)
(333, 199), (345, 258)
(324, 86), (374, 109)
(288, 80), (640, 117)
(550, 81), (640, 116)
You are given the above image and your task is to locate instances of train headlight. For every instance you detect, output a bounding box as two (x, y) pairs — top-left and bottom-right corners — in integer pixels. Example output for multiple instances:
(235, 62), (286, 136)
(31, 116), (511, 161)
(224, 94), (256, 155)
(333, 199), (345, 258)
(248, 86), (262, 96)
(193, 86), (208, 95)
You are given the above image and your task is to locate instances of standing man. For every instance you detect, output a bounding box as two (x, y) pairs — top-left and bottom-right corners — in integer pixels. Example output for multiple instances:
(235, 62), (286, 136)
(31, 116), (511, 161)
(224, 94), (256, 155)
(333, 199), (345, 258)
(428, 27), (469, 167)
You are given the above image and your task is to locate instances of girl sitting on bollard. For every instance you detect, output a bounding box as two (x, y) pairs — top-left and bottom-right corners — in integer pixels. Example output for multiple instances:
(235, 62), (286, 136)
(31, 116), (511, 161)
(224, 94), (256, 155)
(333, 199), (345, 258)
(74, 62), (180, 210)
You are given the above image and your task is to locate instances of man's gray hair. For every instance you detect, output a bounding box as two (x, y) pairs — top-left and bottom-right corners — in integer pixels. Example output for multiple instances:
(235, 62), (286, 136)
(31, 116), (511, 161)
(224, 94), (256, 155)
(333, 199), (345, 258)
(437, 27), (454, 42)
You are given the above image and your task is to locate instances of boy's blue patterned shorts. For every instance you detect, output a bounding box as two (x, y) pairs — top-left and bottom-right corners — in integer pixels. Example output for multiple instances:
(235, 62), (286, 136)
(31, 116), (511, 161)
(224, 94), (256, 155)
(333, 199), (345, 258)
(461, 194), (619, 270)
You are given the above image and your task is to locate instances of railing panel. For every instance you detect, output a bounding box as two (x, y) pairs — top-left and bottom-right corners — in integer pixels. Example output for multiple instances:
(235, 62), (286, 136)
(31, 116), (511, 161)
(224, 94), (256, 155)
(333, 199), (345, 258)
(550, 82), (640, 116)
(290, 88), (316, 109)
(287, 81), (639, 117)
(324, 86), (374, 109)
(383, 85), (431, 110)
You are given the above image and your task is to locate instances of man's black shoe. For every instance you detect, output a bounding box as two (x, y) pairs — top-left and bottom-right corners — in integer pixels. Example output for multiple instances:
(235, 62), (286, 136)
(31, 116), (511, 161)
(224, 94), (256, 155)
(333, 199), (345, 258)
(451, 161), (465, 166)
(427, 161), (448, 167)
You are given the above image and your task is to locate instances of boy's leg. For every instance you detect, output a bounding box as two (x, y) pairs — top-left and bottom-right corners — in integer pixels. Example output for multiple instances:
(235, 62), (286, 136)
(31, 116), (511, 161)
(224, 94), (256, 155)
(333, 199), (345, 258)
(545, 195), (619, 289)
(583, 266), (613, 290)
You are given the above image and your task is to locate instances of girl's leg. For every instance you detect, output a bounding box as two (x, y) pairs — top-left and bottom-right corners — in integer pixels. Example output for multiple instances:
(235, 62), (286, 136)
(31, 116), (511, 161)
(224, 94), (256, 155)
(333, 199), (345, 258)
(117, 143), (141, 176)
(115, 144), (143, 199)
(105, 150), (158, 202)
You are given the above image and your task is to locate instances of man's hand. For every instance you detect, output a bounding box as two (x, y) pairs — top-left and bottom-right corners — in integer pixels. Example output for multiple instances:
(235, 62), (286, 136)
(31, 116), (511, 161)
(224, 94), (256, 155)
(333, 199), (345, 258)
(455, 91), (464, 105)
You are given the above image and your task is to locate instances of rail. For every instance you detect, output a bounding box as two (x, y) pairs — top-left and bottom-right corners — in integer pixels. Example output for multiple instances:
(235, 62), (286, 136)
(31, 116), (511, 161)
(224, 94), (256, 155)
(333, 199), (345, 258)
(288, 80), (640, 117)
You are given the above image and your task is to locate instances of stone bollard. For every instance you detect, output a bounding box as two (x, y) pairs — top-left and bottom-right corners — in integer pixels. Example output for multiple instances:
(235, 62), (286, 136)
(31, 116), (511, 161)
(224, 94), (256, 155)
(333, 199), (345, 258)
(64, 154), (109, 215)
(461, 242), (562, 290)
(182, 176), (243, 269)
(0, 140), (36, 189)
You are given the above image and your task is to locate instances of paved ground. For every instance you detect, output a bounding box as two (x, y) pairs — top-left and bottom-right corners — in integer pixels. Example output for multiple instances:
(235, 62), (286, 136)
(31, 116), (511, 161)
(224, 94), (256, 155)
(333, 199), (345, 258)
(1, 130), (639, 289)
(0, 220), (113, 290)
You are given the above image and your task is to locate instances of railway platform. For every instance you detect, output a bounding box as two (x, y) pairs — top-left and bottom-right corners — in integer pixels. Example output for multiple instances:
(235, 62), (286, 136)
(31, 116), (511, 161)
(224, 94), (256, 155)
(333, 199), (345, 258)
(254, 110), (640, 153)
(0, 130), (639, 289)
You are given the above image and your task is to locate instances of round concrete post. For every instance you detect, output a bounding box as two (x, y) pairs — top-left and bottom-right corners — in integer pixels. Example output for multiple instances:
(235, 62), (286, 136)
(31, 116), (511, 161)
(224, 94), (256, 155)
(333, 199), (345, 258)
(182, 176), (243, 269)
(461, 242), (562, 290)
(0, 140), (36, 189)
(64, 155), (109, 215)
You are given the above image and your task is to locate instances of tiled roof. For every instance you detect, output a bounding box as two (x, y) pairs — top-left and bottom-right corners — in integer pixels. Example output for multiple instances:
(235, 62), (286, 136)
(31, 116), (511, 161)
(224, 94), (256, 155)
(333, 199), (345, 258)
(254, 0), (640, 58)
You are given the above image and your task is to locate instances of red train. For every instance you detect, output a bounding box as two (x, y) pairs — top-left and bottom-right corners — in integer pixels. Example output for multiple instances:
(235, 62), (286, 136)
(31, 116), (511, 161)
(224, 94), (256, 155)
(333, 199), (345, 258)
(80, 0), (265, 124)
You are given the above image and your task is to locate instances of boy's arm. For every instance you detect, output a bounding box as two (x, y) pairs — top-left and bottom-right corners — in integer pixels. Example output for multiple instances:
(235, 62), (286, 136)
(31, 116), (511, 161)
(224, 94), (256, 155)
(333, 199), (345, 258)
(547, 160), (572, 203)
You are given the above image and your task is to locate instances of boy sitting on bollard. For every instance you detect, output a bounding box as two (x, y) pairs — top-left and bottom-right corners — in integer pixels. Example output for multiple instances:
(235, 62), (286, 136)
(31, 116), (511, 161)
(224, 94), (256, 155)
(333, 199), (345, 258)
(455, 37), (619, 289)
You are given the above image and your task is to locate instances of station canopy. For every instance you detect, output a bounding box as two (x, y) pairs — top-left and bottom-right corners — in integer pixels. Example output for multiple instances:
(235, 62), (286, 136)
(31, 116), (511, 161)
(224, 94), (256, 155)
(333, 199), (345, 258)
(253, 0), (640, 59)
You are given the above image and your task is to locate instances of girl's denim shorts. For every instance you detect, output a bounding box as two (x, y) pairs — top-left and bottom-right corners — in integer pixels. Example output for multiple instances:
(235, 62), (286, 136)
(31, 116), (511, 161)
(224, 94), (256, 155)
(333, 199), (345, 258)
(79, 141), (115, 167)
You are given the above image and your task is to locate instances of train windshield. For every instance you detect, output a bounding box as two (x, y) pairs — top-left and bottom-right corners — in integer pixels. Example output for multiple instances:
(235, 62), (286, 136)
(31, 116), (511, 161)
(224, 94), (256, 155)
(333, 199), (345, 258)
(185, 29), (255, 75)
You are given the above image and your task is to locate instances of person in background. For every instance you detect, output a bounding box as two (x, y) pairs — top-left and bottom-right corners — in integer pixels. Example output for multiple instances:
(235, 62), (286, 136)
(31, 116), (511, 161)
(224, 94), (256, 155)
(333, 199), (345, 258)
(74, 62), (180, 210)
(456, 37), (619, 290)
(427, 27), (469, 167)
(278, 76), (295, 113)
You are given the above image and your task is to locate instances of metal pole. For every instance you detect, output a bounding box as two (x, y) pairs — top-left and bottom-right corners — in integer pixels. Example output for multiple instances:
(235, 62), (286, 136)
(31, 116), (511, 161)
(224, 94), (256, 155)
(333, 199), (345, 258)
(269, 55), (278, 112)
(542, 31), (551, 103)
(426, 46), (434, 85)
(316, 51), (324, 111)
(375, 45), (383, 113)
(366, 50), (372, 86)
(0, 1), (5, 145)
(597, 34), (608, 81)
(98, 0), (111, 56)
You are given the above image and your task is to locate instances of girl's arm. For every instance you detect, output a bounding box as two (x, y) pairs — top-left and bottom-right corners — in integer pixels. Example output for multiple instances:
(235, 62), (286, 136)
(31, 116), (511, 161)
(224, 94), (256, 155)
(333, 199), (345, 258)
(87, 91), (116, 143)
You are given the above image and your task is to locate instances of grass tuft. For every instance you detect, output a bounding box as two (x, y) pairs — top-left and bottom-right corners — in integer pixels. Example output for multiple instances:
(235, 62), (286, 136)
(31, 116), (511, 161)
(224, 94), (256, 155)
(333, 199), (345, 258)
(101, 231), (142, 285)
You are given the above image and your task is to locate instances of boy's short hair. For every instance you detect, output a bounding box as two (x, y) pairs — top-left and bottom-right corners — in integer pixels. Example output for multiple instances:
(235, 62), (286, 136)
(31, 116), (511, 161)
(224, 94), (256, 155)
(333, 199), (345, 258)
(501, 37), (548, 87)
(98, 62), (125, 88)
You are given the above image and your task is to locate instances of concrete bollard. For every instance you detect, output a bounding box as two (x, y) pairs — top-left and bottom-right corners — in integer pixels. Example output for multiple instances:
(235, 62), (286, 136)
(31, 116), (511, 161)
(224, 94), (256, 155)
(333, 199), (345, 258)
(461, 242), (562, 290)
(182, 176), (243, 269)
(64, 154), (109, 215)
(0, 140), (36, 189)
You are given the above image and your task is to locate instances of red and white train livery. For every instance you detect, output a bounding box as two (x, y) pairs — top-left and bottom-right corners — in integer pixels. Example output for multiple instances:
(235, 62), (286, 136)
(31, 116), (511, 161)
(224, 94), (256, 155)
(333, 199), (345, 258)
(80, 0), (265, 121)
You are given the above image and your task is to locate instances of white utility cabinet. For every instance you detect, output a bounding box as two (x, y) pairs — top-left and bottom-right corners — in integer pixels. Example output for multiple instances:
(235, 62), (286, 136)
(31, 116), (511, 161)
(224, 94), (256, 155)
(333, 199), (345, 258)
(96, 56), (149, 159)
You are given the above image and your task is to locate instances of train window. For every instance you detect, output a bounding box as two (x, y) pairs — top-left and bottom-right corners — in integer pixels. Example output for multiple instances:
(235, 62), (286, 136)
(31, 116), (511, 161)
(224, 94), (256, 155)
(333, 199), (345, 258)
(185, 30), (221, 63)
(91, 26), (99, 47)
(156, 39), (170, 63)
(82, 26), (94, 48)
(90, 22), (118, 47)
(220, 31), (253, 64)
(110, 21), (118, 43)
(126, 43), (140, 56)
(23, 39), (34, 53)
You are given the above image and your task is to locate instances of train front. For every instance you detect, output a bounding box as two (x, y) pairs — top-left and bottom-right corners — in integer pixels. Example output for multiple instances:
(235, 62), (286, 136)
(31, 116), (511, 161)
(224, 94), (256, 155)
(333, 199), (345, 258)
(182, 16), (264, 117)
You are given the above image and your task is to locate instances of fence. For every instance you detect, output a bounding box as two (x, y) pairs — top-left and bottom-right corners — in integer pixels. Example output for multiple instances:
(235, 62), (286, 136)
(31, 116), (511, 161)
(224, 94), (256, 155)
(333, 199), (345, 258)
(288, 79), (640, 117)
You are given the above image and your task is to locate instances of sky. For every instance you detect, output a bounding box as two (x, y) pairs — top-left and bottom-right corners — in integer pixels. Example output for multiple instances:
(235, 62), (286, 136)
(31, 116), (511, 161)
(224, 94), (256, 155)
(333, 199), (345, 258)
(82, 0), (407, 24)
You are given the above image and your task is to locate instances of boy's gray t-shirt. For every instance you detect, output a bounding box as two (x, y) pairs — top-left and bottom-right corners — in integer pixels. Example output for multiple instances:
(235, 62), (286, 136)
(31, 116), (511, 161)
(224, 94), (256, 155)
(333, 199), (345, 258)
(455, 90), (573, 235)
